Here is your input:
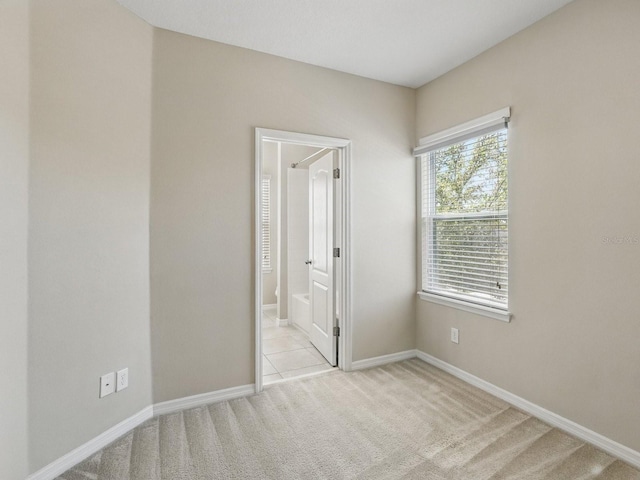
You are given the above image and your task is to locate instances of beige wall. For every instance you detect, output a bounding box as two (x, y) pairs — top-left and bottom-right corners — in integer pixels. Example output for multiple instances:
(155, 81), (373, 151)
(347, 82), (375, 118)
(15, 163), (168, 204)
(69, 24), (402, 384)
(0, 2), (29, 478)
(28, 0), (153, 471)
(416, 0), (640, 453)
(11, 0), (640, 472)
(150, 28), (416, 402)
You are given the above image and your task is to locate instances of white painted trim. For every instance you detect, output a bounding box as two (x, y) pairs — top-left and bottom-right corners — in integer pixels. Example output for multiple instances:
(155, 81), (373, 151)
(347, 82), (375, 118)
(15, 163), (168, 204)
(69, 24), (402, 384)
(416, 351), (640, 470)
(258, 128), (350, 149)
(26, 406), (153, 480)
(153, 384), (255, 417)
(418, 291), (511, 323)
(254, 131), (264, 394)
(275, 317), (289, 327)
(254, 128), (353, 387)
(350, 350), (418, 371)
(414, 106), (510, 154)
(28, 382), (256, 479)
(339, 143), (353, 372)
(264, 367), (340, 386)
(262, 303), (277, 309)
(32, 350), (640, 478)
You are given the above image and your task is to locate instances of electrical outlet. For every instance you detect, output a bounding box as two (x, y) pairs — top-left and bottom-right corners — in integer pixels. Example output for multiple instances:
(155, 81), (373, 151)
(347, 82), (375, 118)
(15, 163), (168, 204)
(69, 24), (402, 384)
(100, 372), (115, 398)
(451, 327), (459, 344)
(116, 368), (129, 392)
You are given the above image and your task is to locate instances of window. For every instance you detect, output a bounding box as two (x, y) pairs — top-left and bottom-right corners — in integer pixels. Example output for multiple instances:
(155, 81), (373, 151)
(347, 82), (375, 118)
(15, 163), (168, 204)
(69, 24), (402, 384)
(261, 175), (272, 273)
(415, 108), (510, 321)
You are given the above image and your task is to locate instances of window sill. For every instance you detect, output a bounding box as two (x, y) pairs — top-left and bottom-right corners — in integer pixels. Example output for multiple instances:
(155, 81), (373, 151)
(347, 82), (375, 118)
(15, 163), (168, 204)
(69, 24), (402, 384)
(417, 291), (511, 323)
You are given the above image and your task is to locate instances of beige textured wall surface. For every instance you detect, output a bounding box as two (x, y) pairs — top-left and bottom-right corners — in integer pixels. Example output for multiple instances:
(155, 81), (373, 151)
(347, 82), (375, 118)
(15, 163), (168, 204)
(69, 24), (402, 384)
(150, 29), (416, 402)
(28, 0), (153, 471)
(416, 0), (640, 452)
(0, 2), (29, 478)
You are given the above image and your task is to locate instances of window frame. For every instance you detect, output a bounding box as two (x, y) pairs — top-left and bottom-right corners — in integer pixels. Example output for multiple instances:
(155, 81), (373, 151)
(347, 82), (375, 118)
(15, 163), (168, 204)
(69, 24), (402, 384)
(415, 108), (512, 323)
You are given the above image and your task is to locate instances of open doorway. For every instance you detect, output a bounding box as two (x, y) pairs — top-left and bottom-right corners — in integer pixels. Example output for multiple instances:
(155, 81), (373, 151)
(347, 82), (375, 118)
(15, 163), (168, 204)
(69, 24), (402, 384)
(254, 129), (352, 392)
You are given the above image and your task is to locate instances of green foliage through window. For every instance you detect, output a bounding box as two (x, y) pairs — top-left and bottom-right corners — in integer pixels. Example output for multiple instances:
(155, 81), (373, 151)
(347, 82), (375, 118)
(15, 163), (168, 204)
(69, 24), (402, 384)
(422, 129), (508, 308)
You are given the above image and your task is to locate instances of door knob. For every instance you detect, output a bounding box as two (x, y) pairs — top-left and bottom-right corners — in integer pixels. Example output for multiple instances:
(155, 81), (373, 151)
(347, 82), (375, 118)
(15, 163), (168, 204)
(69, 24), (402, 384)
(305, 260), (312, 265)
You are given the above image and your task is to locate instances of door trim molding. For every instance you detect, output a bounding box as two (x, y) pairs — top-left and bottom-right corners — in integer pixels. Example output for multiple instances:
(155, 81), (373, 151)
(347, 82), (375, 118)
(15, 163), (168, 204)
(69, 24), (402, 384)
(254, 128), (352, 393)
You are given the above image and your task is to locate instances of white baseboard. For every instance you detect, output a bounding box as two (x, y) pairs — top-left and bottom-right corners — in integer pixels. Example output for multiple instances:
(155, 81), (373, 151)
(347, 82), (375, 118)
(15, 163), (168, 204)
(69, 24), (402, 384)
(28, 383), (255, 480)
(26, 406), (153, 480)
(153, 383), (255, 417)
(350, 349), (417, 371)
(275, 317), (289, 327)
(416, 350), (640, 469)
(28, 353), (640, 479)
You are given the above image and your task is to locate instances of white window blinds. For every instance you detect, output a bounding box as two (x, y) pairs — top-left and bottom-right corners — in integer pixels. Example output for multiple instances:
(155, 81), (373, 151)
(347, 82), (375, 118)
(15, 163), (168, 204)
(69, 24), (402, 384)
(261, 176), (271, 272)
(419, 122), (509, 310)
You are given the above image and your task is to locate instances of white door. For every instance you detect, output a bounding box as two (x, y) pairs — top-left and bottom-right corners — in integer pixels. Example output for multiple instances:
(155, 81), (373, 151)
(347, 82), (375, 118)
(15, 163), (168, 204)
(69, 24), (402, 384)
(308, 151), (337, 365)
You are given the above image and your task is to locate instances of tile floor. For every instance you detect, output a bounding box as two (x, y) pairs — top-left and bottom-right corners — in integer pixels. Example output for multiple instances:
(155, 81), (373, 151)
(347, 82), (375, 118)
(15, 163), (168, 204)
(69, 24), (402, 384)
(262, 306), (334, 384)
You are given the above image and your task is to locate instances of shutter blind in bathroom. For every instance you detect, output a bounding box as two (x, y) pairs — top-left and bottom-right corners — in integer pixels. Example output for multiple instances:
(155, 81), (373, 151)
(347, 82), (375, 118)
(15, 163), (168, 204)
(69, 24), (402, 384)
(261, 175), (271, 272)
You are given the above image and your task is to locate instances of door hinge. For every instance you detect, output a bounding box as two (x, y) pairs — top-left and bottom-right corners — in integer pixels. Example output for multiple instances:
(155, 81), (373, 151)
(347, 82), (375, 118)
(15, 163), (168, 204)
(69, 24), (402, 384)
(333, 326), (340, 337)
(333, 168), (340, 179)
(333, 247), (340, 258)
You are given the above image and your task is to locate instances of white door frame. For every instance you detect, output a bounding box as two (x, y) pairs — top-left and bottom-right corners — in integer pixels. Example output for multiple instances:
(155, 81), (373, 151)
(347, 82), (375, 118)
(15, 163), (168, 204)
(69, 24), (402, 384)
(254, 128), (352, 393)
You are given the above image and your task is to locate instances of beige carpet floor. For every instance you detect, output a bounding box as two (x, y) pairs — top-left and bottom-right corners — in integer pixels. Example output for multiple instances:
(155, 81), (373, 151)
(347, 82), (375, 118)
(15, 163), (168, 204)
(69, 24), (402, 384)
(57, 359), (640, 479)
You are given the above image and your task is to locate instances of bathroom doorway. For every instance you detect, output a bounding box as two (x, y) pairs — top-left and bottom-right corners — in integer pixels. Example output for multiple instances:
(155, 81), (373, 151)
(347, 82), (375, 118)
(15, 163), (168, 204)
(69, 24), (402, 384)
(254, 129), (352, 392)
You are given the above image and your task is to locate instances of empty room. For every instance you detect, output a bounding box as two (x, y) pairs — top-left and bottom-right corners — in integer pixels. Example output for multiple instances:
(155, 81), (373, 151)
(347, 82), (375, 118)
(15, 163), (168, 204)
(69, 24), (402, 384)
(2, 0), (639, 478)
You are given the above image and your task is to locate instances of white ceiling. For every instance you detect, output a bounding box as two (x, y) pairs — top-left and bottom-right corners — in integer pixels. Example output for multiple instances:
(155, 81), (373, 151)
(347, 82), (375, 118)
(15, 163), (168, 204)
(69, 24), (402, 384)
(116, 0), (573, 88)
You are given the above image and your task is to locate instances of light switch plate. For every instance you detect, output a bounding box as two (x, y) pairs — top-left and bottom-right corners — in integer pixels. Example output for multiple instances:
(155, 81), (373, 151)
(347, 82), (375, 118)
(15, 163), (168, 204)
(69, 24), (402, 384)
(116, 368), (129, 392)
(451, 328), (459, 344)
